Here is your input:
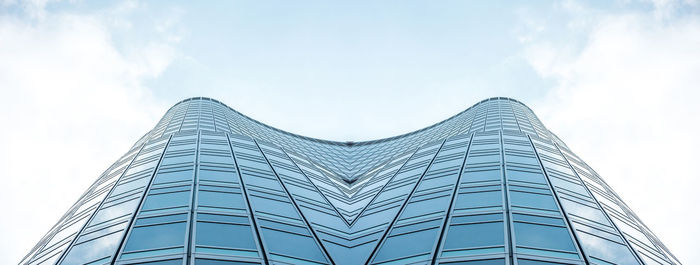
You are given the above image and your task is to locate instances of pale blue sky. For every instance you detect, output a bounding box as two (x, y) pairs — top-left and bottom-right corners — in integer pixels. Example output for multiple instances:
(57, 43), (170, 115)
(1, 0), (699, 264)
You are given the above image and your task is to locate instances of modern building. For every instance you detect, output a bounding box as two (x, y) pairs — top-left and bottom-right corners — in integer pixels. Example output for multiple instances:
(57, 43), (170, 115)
(20, 97), (680, 265)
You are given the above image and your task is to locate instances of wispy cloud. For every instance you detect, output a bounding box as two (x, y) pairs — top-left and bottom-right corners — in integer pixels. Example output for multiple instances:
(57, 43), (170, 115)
(521, 1), (700, 263)
(0, 1), (180, 263)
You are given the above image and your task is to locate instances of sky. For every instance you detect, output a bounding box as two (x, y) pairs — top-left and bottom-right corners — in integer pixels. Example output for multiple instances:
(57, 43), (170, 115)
(0, 0), (698, 264)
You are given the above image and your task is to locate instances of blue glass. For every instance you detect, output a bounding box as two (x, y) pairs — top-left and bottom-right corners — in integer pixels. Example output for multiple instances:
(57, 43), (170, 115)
(374, 228), (439, 262)
(461, 170), (501, 183)
(452, 213), (503, 224)
(440, 259), (505, 265)
(199, 169), (237, 183)
(444, 222), (504, 249)
(196, 222), (256, 249)
(517, 260), (568, 265)
(576, 232), (640, 265)
(154, 170), (193, 184)
(60, 226), (125, 265)
(456, 190), (502, 209)
(198, 190), (245, 209)
(135, 213), (188, 226)
(509, 191), (558, 211)
(260, 229), (327, 263)
(89, 197), (140, 225)
(512, 214), (565, 227)
(123, 222), (187, 251)
(513, 222), (576, 251)
(136, 259), (183, 265)
(142, 191), (190, 211)
(506, 170), (547, 184)
(194, 259), (258, 265)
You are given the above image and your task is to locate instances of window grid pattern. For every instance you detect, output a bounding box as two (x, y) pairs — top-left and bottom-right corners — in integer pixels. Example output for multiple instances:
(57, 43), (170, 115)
(21, 97), (680, 265)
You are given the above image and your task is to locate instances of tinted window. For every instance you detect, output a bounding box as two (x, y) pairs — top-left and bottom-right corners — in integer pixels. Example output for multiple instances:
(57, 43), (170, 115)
(142, 191), (190, 210)
(196, 222), (256, 249)
(444, 222), (504, 249)
(124, 222), (187, 251)
(514, 222), (575, 251)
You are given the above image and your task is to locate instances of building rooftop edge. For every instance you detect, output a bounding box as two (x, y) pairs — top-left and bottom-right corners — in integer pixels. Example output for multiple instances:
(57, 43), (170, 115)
(166, 96), (536, 146)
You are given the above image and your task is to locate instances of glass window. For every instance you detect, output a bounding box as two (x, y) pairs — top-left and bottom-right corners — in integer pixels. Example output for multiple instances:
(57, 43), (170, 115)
(462, 170), (501, 183)
(506, 154), (538, 165)
(194, 259), (258, 265)
(390, 219), (442, 235)
(517, 259), (569, 265)
(90, 197), (139, 225)
(506, 170), (546, 184)
(514, 222), (575, 251)
(452, 213), (503, 224)
(196, 222), (256, 249)
(374, 228), (438, 263)
(455, 191), (502, 210)
(61, 228), (125, 265)
(440, 259), (505, 265)
(576, 232), (640, 265)
(162, 154), (195, 165)
(198, 191), (245, 209)
(199, 169), (237, 183)
(142, 191), (190, 211)
(123, 222), (187, 251)
(200, 154), (234, 164)
(512, 214), (565, 227)
(198, 213), (249, 224)
(510, 191), (558, 211)
(111, 176), (150, 195)
(135, 213), (188, 226)
(444, 222), (504, 250)
(559, 199), (611, 226)
(260, 229), (326, 263)
(154, 170), (193, 184)
(135, 259), (183, 265)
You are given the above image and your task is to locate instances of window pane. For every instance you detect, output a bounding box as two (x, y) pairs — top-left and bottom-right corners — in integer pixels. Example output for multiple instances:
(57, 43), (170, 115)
(154, 170), (193, 184)
(444, 222), (504, 250)
(136, 259), (183, 265)
(194, 259), (258, 265)
(517, 259), (569, 265)
(456, 191), (502, 209)
(199, 191), (245, 209)
(374, 228), (439, 263)
(196, 222), (256, 249)
(510, 191), (558, 211)
(576, 232), (640, 265)
(514, 222), (575, 251)
(142, 191), (190, 211)
(440, 258), (505, 265)
(200, 169), (237, 183)
(124, 222), (187, 251)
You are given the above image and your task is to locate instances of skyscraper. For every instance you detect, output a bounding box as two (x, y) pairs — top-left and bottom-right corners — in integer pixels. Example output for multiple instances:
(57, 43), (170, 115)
(20, 97), (680, 265)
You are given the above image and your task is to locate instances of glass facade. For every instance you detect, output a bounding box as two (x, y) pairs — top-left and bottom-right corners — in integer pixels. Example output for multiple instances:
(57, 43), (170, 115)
(20, 97), (680, 265)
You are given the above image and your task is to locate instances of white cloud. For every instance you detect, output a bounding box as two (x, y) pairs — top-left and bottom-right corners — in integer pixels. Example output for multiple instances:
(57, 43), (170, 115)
(0, 2), (178, 263)
(522, 2), (700, 263)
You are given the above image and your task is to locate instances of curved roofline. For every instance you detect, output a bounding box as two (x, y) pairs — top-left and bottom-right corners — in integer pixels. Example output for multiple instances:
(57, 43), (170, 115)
(167, 96), (536, 146)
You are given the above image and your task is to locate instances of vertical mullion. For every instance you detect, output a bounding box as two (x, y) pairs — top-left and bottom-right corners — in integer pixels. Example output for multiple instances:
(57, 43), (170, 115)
(365, 138), (448, 265)
(499, 131), (515, 265)
(185, 131), (202, 265)
(111, 134), (174, 264)
(526, 134), (589, 264)
(227, 134), (269, 265)
(430, 133), (475, 264)
(252, 139), (334, 264)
